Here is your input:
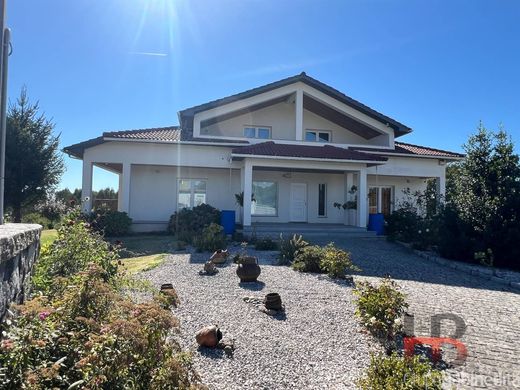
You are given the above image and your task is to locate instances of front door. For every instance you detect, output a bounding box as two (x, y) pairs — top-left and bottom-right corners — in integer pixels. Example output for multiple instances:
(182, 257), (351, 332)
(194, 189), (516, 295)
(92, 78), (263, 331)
(290, 183), (307, 222)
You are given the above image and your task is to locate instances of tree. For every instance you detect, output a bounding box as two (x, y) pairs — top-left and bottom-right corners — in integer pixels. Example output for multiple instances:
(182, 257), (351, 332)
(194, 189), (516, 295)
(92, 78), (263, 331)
(4, 88), (64, 222)
(448, 123), (520, 268)
(55, 188), (82, 206)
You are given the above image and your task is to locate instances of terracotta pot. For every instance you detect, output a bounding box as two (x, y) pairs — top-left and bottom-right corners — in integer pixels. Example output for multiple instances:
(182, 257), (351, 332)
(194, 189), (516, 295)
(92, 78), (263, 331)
(195, 325), (222, 348)
(236, 256), (261, 282)
(160, 283), (174, 291)
(264, 292), (282, 310)
(210, 249), (228, 264)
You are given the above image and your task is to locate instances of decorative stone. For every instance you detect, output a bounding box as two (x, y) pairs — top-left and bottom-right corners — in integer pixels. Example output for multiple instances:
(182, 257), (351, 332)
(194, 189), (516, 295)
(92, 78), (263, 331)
(236, 256), (261, 283)
(195, 325), (223, 348)
(210, 249), (229, 264)
(199, 260), (218, 275)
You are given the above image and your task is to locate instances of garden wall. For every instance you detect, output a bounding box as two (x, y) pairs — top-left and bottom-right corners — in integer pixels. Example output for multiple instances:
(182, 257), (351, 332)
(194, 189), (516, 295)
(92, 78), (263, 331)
(0, 224), (41, 321)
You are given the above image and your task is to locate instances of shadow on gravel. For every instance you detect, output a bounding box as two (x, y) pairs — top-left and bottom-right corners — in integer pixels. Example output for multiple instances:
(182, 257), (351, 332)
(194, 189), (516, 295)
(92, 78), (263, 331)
(310, 235), (514, 293)
(238, 281), (265, 291)
(197, 346), (225, 359)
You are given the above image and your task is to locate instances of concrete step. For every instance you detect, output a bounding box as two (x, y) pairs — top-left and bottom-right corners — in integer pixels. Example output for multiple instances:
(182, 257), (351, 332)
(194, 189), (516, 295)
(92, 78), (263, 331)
(239, 224), (379, 238)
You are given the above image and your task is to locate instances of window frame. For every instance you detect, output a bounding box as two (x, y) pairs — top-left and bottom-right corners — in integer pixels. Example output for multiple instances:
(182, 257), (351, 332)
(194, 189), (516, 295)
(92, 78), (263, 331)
(251, 180), (278, 217)
(177, 179), (207, 210)
(305, 129), (332, 143)
(318, 183), (327, 217)
(243, 125), (272, 139)
(368, 185), (393, 215)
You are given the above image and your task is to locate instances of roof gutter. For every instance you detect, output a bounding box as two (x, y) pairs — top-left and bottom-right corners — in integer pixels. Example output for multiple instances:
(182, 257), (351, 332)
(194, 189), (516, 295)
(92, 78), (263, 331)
(231, 153), (387, 165)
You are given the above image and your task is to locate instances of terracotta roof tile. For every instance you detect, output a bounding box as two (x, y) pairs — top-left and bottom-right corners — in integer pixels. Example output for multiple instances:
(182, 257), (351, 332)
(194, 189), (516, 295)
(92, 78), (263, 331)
(232, 141), (387, 162)
(354, 142), (464, 159)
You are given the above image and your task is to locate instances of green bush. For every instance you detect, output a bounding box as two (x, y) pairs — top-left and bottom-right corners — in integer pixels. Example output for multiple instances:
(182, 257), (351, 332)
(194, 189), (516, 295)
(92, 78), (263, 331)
(21, 212), (53, 229)
(358, 353), (442, 390)
(278, 233), (308, 265)
(168, 204), (221, 243)
(0, 264), (204, 389)
(32, 209), (119, 294)
(84, 209), (132, 237)
(353, 277), (408, 341)
(292, 245), (324, 273)
(254, 237), (278, 251)
(320, 243), (360, 278)
(193, 223), (226, 252)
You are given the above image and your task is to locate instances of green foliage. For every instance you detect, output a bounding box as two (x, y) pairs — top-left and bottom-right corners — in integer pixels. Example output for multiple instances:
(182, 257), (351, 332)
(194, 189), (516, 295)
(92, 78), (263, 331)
(358, 353), (443, 390)
(168, 204), (221, 243)
(320, 243), (360, 278)
(254, 237), (278, 251)
(4, 88), (64, 222)
(0, 264), (203, 389)
(353, 278), (408, 341)
(91, 210), (133, 236)
(292, 245), (324, 273)
(234, 191), (255, 207)
(21, 212), (53, 229)
(278, 233), (309, 265)
(32, 209), (119, 294)
(55, 188), (82, 207)
(193, 223), (226, 252)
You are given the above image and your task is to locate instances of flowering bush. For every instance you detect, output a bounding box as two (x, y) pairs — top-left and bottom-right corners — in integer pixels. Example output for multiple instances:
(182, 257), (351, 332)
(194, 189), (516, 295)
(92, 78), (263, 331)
(0, 264), (204, 389)
(168, 204), (221, 243)
(291, 245), (324, 273)
(353, 277), (408, 341)
(292, 243), (360, 278)
(85, 209), (133, 236)
(32, 209), (119, 294)
(358, 353), (442, 390)
(278, 234), (308, 265)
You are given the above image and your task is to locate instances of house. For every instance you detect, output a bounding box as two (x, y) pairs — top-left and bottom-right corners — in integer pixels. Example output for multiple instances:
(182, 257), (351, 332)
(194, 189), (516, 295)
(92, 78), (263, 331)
(64, 73), (463, 232)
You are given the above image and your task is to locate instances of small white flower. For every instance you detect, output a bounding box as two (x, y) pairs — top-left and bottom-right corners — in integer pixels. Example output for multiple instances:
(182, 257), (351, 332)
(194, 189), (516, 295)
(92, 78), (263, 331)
(418, 230), (422, 234)
(394, 318), (402, 326)
(426, 228), (430, 233)
(369, 316), (377, 324)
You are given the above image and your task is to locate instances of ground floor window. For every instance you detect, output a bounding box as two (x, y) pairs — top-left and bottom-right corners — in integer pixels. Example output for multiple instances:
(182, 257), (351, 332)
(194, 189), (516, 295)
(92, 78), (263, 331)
(368, 186), (393, 216)
(178, 179), (207, 209)
(318, 183), (327, 216)
(252, 181), (277, 216)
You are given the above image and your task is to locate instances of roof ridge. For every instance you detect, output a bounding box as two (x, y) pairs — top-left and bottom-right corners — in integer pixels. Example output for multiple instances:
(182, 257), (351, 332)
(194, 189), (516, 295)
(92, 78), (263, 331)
(103, 125), (179, 137)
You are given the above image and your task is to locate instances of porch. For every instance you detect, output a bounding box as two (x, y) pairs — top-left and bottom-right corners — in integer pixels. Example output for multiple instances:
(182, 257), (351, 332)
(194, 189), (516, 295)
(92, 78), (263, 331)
(241, 222), (378, 238)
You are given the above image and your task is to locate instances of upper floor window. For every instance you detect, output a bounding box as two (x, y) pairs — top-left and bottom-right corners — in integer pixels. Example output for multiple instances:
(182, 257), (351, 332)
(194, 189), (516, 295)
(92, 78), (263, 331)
(305, 130), (331, 142)
(244, 126), (271, 139)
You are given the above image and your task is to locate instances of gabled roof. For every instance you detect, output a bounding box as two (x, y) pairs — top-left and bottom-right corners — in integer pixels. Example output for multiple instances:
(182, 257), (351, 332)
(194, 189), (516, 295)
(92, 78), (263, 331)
(354, 141), (464, 159)
(231, 141), (387, 162)
(63, 126), (248, 158)
(179, 72), (412, 137)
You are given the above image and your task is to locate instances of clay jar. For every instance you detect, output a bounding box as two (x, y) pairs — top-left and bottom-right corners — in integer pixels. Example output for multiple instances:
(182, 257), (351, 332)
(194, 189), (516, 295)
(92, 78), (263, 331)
(210, 249), (228, 264)
(264, 293), (282, 310)
(195, 325), (222, 348)
(236, 256), (261, 283)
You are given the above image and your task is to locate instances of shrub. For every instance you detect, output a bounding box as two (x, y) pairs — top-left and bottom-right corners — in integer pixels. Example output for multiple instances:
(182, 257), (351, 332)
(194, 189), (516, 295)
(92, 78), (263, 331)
(21, 212), (53, 229)
(292, 245), (325, 273)
(320, 243), (360, 278)
(193, 223), (226, 252)
(358, 353), (442, 390)
(85, 209), (132, 236)
(254, 237), (278, 251)
(0, 264), (204, 389)
(32, 209), (119, 294)
(168, 204), (221, 243)
(353, 277), (408, 341)
(278, 233), (308, 265)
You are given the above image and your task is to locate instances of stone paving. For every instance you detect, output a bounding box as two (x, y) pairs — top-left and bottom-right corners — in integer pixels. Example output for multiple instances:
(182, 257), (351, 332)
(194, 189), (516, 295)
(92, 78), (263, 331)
(312, 236), (520, 390)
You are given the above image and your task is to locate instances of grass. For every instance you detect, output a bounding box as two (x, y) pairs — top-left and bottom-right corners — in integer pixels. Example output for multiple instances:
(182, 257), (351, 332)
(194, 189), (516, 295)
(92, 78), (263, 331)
(110, 234), (178, 259)
(41, 229), (58, 246)
(120, 253), (167, 275)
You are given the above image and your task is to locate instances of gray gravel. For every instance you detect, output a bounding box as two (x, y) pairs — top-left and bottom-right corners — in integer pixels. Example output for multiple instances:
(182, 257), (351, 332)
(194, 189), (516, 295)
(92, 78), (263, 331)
(138, 247), (378, 390)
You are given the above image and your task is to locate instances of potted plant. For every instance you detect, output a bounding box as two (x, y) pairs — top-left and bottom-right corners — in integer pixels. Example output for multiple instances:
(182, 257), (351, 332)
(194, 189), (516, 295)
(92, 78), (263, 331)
(234, 191), (256, 224)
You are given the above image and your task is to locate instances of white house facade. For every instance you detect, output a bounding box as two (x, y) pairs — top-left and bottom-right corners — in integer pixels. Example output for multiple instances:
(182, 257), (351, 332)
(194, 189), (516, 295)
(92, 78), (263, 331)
(64, 73), (463, 232)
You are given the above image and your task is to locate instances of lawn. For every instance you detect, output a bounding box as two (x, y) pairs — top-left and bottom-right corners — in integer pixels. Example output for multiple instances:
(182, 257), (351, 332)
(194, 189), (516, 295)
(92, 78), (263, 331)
(120, 253), (167, 275)
(41, 229), (58, 246)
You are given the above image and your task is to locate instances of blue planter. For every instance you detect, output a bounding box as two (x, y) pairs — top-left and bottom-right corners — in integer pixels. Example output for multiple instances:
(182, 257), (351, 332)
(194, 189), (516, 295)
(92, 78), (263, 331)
(220, 210), (236, 234)
(367, 213), (385, 235)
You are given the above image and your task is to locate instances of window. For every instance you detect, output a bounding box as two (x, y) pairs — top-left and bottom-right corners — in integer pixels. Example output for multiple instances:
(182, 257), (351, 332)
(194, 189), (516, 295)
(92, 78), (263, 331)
(368, 186), (393, 216)
(178, 179), (207, 209)
(243, 126), (271, 139)
(318, 184), (327, 217)
(305, 130), (331, 142)
(251, 181), (277, 216)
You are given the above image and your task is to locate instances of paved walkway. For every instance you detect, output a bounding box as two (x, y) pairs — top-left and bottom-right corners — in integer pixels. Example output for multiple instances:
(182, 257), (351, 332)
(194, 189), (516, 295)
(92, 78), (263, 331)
(312, 236), (520, 390)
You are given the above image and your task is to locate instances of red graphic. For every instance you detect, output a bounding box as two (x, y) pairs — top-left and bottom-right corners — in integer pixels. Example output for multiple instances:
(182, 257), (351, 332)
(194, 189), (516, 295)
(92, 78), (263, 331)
(403, 336), (468, 366)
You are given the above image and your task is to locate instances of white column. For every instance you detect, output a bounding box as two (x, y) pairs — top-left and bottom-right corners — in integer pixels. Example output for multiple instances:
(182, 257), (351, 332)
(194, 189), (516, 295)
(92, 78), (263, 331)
(81, 160), (93, 213)
(242, 159), (253, 226)
(117, 173), (123, 212)
(295, 89), (303, 141)
(357, 168), (367, 228)
(120, 162), (131, 214)
(344, 172), (354, 225)
(437, 173), (446, 200)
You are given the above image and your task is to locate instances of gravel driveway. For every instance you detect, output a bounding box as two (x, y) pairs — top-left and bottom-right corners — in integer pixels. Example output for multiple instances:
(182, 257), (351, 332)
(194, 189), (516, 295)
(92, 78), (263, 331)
(140, 249), (378, 390)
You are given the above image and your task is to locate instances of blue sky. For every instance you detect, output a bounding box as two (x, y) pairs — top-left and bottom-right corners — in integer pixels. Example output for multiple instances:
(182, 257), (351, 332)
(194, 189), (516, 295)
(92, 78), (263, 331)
(8, 0), (520, 190)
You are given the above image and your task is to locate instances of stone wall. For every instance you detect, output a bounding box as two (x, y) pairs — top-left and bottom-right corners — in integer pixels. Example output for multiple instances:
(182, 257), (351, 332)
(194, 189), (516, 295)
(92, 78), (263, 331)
(0, 224), (42, 321)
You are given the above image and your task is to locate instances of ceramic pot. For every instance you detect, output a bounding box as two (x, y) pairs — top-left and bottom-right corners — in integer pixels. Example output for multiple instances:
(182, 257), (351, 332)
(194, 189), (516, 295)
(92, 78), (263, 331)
(264, 292), (282, 310)
(195, 325), (222, 348)
(236, 256), (261, 282)
(160, 283), (174, 291)
(210, 249), (228, 264)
